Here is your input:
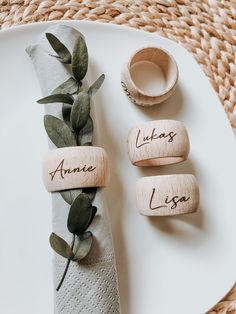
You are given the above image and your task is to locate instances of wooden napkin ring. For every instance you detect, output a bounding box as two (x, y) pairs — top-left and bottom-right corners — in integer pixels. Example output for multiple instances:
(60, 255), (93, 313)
(127, 120), (190, 167)
(42, 146), (109, 192)
(136, 174), (200, 216)
(121, 47), (178, 106)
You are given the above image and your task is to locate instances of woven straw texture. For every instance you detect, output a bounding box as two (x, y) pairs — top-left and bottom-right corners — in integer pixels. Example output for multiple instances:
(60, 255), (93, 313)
(0, 0), (236, 313)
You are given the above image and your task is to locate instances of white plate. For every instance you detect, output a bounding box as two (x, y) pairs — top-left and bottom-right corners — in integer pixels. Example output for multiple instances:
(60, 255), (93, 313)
(0, 21), (235, 314)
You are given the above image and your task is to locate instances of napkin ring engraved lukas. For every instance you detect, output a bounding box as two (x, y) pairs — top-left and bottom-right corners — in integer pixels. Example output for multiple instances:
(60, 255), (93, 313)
(136, 174), (200, 216)
(121, 47), (178, 106)
(42, 146), (110, 192)
(127, 120), (190, 167)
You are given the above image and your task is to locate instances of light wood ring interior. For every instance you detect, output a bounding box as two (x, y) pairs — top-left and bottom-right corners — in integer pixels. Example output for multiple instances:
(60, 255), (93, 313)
(134, 156), (185, 167)
(129, 47), (178, 96)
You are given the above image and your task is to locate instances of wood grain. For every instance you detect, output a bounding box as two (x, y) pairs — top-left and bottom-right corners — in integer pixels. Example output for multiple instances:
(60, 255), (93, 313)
(136, 174), (200, 216)
(42, 146), (109, 192)
(127, 120), (190, 167)
(121, 47), (178, 106)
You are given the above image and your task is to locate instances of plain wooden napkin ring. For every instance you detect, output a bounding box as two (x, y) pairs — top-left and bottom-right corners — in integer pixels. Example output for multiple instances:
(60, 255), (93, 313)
(121, 47), (178, 106)
(136, 174), (200, 216)
(127, 120), (190, 167)
(42, 146), (109, 192)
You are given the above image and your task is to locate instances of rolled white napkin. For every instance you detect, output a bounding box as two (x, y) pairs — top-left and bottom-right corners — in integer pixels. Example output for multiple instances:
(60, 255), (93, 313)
(26, 24), (121, 314)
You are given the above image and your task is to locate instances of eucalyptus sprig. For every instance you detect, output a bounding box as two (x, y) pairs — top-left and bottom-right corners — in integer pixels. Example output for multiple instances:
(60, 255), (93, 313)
(37, 32), (105, 291)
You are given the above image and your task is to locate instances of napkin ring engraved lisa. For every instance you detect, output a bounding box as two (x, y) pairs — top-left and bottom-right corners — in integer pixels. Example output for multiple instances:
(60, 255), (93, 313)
(136, 175), (200, 216)
(42, 146), (110, 192)
(121, 47), (178, 106)
(127, 120), (190, 166)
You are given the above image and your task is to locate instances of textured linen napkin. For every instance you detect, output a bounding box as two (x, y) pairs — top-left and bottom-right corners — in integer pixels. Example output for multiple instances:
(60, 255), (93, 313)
(26, 24), (121, 314)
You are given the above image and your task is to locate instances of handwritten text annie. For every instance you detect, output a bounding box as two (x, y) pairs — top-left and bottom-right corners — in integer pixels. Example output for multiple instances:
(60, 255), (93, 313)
(49, 159), (96, 181)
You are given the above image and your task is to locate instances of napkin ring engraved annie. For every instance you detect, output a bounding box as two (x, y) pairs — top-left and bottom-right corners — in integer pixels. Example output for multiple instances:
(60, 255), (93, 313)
(121, 47), (178, 106)
(136, 174), (200, 216)
(127, 120), (190, 167)
(42, 146), (110, 192)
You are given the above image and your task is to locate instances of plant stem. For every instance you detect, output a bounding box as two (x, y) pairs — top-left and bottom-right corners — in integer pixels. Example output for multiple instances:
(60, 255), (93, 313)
(56, 234), (76, 291)
(56, 258), (71, 291)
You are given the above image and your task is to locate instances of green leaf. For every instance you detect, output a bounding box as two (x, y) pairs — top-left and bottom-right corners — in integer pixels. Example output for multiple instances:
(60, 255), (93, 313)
(44, 115), (77, 148)
(79, 116), (93, 146)
(72, 36), (88, 81)
(49, 232), (74, 260)
(51, 77), (79, 95)
(37, 94), (74, 105)
(67, 193), (93, 235)
(83, 187), (97, 202)
(88, 74), (105, 96)
(72, 231), (93, 261)
(70, 91), (90, 133)
(62, 103), (72, 127)
(60, 189), (82, 205)
(46, 33), (71, 64)
(86, 206), (97, 229)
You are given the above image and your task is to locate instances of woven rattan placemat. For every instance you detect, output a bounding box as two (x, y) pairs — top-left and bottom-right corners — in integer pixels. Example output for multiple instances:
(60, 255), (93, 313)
(0, 1), (236, 313)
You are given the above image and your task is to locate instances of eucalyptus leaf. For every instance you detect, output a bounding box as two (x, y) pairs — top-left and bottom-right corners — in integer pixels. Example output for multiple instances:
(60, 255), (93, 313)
(72, 231), (93, 261)
(46, 33), (71, 64)
(78, 116), (93, 146)
(88, 74), (105, 96)
(62, 103), (72, 127)
(60, 189), (82, 205)
(37, 94), (74, 105)
(49, 232), (74, 260)
(67, 193), (93, 235)
(86, 206), (97, 229)
(51, 77), (79, 95)
(70, 91), (90, 133)
(72, 36), (88, 81)
(83, 187), (97, 202)
(44, 115), (77, 148)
